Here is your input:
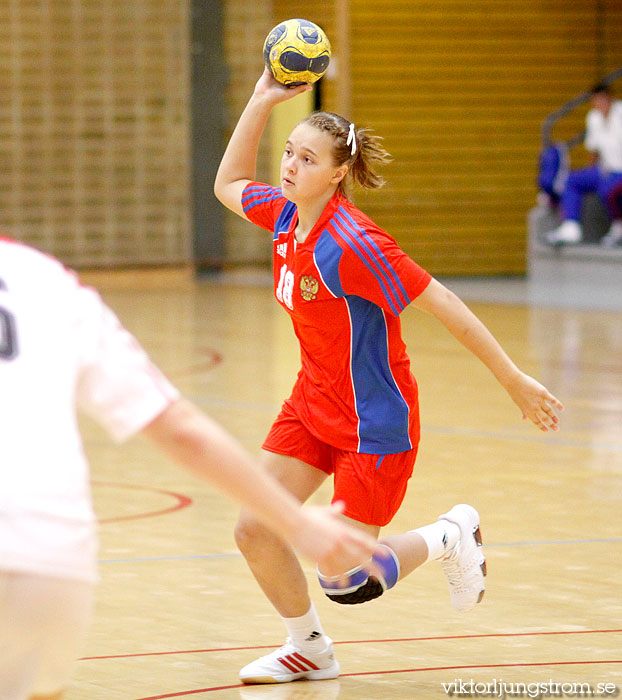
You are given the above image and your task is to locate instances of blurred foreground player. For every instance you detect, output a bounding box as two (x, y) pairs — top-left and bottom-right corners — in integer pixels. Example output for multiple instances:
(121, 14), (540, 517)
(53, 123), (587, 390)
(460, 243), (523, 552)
(214, 69), (564, 684)
(0, 237), (376, 700)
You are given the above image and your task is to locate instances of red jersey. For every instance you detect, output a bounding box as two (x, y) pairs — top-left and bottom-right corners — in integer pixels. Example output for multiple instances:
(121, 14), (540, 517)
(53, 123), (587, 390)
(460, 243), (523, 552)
(242, 183), (431, 454)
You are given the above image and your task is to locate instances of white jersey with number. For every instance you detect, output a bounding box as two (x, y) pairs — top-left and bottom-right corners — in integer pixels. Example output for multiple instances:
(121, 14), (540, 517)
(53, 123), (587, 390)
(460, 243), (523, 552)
(585, 99), (622, 172)
(0, 238), (180, 582)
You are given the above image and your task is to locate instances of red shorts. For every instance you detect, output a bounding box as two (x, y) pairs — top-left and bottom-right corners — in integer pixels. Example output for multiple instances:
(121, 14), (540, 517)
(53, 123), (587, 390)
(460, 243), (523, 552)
(263, 401), (418, 527)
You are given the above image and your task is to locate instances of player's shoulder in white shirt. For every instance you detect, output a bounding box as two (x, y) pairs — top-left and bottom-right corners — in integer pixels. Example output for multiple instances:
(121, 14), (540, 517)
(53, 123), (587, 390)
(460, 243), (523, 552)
(585, 100), (622, 170)
(0, 237), (180, 439)
(0, 238), (179, 581)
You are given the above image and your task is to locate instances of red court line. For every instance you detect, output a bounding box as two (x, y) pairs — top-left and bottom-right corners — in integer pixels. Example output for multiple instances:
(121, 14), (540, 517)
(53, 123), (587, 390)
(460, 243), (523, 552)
(138, 686), (241, 699)
(93, 481), (193, 524)
(80, 627), (622, 661)
(135, 659), (622, 699)
(170, 347), (223, 379)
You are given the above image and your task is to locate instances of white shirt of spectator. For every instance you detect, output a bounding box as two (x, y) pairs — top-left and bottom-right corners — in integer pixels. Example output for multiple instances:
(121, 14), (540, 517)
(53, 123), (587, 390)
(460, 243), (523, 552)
(0, 239), (180, 582)
(585, 99), (622, 172)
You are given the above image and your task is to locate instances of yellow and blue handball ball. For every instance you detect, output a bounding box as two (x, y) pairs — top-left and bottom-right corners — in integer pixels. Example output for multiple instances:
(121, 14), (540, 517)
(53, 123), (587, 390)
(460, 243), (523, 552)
(263, 18), (331, 87)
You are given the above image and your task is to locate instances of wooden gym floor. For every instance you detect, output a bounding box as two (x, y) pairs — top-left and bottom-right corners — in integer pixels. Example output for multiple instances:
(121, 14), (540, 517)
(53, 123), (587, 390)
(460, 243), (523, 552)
(66, 268), (622, 699)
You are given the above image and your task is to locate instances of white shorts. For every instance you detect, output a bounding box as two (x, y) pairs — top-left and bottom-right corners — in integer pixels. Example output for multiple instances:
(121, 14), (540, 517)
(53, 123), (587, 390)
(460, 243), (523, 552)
(0, 571), (94, 700)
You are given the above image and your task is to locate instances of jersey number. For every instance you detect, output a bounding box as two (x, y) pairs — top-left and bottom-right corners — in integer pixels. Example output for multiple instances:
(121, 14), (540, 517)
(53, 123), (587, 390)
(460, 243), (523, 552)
(276, 264), (294, 310)
(0, 305), (18, 360)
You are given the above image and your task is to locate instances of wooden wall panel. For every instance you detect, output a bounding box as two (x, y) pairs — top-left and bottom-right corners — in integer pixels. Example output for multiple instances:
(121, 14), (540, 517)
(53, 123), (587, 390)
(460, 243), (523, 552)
(221, 0), (273, 265)
(243, 0), (621, 275)
(348, 0), (614, 275)
(1, 1), (617, 271)
(603, 0), (622, 77)
(0, 0), (191, 268)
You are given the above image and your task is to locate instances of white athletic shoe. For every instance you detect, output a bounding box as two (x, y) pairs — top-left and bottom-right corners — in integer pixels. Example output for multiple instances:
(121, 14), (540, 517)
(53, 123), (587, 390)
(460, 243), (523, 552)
(239, 637), (340, 684)
(438, 504), (486, 612)
(544, 220), (582, 245)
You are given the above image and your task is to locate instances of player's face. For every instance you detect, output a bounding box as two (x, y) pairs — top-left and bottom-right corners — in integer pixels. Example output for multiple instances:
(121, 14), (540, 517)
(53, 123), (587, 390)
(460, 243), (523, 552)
(591, 93), (611, 116)
(280, 124), (346, 205)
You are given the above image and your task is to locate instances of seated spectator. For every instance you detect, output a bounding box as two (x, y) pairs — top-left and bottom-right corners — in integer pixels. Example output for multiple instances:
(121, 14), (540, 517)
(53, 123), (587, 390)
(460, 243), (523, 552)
(545, 82), (622, 247)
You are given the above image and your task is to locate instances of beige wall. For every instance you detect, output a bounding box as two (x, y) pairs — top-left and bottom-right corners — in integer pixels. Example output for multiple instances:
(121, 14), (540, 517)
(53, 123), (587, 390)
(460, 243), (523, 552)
(2, 2), (620, 272)
(229, 0), (622, 275)
(0, 0), (191, 267)
(346, 0), (622, 275)
(221, 1), (273, 266)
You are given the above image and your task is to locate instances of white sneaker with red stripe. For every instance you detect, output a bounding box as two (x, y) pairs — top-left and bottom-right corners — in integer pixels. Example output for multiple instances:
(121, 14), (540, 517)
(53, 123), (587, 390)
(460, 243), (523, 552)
(438, 504), (487, 612)
(239, 637), (339, 684)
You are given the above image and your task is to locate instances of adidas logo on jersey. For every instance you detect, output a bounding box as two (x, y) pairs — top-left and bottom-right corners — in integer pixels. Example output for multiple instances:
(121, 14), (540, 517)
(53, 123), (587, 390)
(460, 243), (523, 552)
(276, 242), (288, 258)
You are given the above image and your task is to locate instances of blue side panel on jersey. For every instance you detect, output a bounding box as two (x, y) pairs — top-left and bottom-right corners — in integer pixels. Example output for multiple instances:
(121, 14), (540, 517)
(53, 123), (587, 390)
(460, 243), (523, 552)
(334, 208), (411, 315)
(346, 296), (411, 453)
(273, 200), (298, 241)
(314, 230), (345, 296)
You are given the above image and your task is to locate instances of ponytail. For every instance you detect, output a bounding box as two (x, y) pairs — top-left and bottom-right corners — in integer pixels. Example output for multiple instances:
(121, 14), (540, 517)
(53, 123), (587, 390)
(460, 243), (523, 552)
(299, 112), (391, 198)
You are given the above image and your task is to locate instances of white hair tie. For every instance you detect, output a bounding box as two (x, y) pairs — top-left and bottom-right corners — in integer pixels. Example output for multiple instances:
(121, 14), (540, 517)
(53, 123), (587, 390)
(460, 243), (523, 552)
(346, 123), (356, 156)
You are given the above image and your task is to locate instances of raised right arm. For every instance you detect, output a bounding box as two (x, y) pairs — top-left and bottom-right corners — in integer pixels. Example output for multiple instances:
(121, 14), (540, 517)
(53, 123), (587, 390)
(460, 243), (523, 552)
(213, 69), (311, 220)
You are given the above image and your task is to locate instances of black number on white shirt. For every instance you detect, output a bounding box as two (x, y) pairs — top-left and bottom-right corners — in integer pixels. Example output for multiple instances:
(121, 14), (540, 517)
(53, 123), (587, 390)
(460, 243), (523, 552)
(0, 305), (18, 360)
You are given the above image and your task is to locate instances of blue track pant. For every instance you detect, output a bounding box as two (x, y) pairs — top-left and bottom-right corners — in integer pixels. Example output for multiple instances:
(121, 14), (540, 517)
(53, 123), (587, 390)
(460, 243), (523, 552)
(561, 165), (622, 221)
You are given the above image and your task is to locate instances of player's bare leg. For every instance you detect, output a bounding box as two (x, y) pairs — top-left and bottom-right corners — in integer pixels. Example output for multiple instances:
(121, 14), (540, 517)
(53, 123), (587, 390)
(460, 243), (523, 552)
(319, 507), (486, 612)
(235, 451), (375, 683)
(30, 693), (63, 700)
(378, 530), (429, 578)
(235, 454), (485, 683)
(234, 451), (329, 617)
(235, 451), (381, 615)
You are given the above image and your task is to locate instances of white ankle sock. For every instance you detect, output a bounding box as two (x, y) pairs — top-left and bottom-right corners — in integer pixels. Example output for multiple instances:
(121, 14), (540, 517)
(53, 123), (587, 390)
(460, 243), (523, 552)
(411, 520), (460, 562)
(282, 602), (326, 652)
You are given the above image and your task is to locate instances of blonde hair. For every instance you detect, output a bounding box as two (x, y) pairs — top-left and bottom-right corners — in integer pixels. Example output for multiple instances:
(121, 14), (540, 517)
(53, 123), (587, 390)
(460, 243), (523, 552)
(299, 111), (391, 199)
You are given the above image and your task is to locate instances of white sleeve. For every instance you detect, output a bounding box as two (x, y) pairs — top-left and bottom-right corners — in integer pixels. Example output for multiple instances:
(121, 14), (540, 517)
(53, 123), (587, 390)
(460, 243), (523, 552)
(74, 285), (180, 442)
(584, 109), (601, 153)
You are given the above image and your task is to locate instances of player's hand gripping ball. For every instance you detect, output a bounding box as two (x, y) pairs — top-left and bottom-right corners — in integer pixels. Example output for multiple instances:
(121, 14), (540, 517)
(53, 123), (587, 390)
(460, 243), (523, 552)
(263, 18), (331, 87)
